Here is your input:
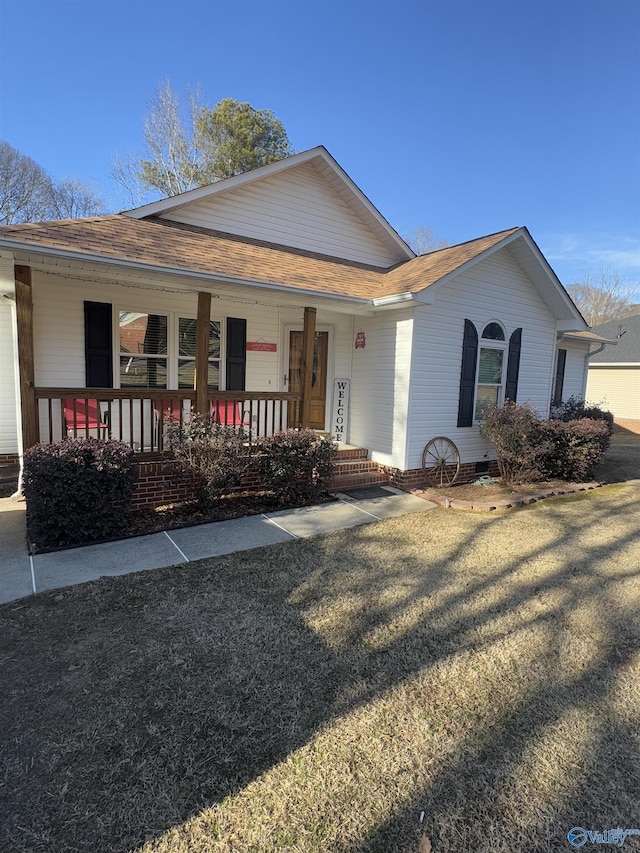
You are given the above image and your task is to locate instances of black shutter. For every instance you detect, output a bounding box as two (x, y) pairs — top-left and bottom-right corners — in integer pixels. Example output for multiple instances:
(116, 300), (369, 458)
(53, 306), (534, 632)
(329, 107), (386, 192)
(457, 319), (478, 427)
(553, 348), (567, 406)
(84, 301), (113, 387)
(505, 328), (522, 402)
(226, 317), (247, 391)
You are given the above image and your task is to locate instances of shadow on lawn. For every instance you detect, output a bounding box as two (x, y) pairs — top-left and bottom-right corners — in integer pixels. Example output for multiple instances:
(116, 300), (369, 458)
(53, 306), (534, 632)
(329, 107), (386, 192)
(1, 487), (639, 852)
(335, 493), (640, 852)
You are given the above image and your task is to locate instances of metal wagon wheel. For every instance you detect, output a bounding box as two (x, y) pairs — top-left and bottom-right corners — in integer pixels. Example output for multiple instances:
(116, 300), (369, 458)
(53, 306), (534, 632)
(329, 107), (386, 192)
(421, 436), (461, 488)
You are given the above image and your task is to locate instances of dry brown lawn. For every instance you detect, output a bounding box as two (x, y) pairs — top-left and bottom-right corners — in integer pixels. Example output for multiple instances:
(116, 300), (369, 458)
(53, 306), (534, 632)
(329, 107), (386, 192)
(1, 437), (639, 852)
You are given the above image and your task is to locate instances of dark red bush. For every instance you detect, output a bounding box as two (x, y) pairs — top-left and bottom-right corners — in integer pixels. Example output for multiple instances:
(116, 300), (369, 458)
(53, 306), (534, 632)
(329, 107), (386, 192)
(256, 429), (336, 502)
(539, 418), (610, 481)
(23, 439), (137, 549)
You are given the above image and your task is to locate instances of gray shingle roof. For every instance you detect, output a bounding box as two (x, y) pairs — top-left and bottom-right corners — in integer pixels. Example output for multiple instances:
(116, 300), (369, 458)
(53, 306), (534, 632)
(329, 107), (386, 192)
(589, 315), (640, 363)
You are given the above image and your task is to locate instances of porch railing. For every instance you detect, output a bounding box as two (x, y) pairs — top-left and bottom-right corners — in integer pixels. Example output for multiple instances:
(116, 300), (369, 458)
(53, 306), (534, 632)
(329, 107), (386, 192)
(34, 388), (302, 454)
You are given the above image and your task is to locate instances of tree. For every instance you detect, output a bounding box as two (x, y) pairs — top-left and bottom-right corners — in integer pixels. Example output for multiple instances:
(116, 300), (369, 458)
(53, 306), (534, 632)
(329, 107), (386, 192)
(0, 141), (54, 224)
(403, 225), (448, 255)
(195, 98), (293, 182)
(566, 269), (640, 326)
(137, 80), (205, 197)
(113, 81), (294, 201)
(48, 177), (105, 219)
(0, 141), (105, 223)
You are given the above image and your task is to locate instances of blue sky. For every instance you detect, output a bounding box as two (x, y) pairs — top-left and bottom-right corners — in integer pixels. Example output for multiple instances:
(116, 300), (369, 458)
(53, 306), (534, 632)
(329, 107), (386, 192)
(1, 0), (639, 285)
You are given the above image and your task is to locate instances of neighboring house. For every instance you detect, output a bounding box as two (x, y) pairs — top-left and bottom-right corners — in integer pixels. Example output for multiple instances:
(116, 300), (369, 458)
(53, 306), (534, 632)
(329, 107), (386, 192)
(0, 146), (600, 496)
(586, 315), (640, 433)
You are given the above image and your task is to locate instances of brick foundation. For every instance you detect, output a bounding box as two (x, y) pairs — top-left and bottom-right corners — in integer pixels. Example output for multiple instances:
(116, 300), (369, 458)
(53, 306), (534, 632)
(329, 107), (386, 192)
(383, 460), (500, 490)
(0, 453), (19, 465)
(132, 458), (262, 509)
(131, 455), (502, 509)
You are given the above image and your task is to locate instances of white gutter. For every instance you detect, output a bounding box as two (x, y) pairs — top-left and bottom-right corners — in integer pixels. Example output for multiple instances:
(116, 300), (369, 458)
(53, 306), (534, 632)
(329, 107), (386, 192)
(371, 292), (418, 309)
(0, 238), (372, 307)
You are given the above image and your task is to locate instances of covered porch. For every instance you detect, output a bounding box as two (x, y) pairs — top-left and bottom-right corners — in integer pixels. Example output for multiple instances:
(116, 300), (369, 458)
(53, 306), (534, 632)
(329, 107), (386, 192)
(13, 264), (332, 455)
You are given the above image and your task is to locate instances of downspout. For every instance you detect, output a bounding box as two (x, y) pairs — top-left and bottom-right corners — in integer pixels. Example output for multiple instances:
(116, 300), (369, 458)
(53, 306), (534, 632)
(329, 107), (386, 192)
(582, 342), (607, 399)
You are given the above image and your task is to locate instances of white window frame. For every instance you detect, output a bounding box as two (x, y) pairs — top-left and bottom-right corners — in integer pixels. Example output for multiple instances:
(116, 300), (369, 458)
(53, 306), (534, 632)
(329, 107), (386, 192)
(474, 321), (507, 421)
(114, 307), (224, 390)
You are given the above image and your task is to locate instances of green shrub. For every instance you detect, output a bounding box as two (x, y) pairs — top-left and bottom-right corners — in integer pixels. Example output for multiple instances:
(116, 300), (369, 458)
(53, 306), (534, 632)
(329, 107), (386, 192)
(256, 429), (337, 502)
(23, 439), (137, 549)
(539, 418), (610, 481)
(479, 402), (549, 485)
(550, 396), (614, 435)
(165, 412), (252, 508)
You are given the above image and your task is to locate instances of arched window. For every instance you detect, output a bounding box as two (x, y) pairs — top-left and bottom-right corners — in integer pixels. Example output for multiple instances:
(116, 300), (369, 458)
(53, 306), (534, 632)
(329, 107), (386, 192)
(457, 320), (523, 426)
(475, 321), (508, 419)
(482, 322), (505, 341)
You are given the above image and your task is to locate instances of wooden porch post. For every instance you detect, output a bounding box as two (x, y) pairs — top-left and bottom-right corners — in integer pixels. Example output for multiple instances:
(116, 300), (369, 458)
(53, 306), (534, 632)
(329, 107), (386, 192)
(300, 306), (316, 428)
(195, 291), (211, 415)
(14, 265), (39, 449)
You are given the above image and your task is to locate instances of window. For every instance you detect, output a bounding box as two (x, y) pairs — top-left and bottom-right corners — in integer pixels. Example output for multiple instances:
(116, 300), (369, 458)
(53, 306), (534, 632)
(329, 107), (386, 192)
(119, 312), (167, 388)
(178, 318), (221, 389)
(474, 322), (507, 420)
(457, 320), (522, 427)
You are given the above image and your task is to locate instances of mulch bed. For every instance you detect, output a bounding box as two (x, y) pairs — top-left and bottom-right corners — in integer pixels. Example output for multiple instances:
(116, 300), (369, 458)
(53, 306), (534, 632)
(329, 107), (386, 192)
(412, 477), (602, 511)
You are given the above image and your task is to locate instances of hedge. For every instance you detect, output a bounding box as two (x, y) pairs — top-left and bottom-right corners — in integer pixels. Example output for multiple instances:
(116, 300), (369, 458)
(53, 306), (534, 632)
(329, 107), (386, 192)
(23, 439), (137, 549)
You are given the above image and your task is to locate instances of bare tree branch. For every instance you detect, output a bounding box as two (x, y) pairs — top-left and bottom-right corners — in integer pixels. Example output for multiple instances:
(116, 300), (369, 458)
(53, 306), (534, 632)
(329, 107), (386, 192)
(403, 225), (449, 256)
(566, 268), (640, 326)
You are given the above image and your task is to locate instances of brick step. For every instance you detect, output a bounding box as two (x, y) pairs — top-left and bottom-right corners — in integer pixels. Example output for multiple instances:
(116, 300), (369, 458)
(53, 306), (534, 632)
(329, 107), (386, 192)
(331, 470), (390, 491)
(331, 459), (389, 491)
(334, 446), (369, 461)
(332, 459), (382, 474)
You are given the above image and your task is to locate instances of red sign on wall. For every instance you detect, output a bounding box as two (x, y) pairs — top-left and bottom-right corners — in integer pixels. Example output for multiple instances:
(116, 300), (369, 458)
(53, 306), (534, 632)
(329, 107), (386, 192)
(355, 331), (366, 349)
(246, 341), (277, 352)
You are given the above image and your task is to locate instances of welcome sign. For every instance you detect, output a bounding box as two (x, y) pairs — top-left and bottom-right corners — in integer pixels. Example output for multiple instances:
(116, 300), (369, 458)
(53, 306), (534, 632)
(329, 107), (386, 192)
(332, 379), (350, 443)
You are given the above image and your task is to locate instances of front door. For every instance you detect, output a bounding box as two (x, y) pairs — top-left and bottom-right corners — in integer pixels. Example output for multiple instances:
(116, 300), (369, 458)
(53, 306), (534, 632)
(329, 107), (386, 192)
(287, 330), (328, 429)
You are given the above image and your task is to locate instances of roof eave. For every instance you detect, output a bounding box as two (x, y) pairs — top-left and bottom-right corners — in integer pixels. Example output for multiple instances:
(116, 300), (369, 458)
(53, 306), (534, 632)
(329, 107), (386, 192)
(0, 238), (374, 307)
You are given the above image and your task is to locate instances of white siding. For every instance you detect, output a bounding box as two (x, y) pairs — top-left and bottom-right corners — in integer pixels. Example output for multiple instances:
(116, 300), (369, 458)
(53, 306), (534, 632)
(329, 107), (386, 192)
(31, 272), (286, 391)
(558, 341), (589, 402)
(29, 270), (357, 441)
(0, 259), (19, 453)
(349, 310), (413, 468)
(161, 162), (400, 267)
(407, 250), (557, 469)
(587, 366), (640, 419)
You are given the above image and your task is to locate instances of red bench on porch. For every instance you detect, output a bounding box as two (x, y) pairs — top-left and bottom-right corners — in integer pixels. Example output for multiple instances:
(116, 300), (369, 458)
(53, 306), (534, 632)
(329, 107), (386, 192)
(211, 399), (250, 428)
(63, 398), (110, 439)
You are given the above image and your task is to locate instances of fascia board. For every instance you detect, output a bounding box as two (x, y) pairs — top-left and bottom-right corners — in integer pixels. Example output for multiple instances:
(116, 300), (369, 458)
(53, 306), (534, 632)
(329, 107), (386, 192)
(123, 149), (327, 218)
(556, 321), (590, 333)
(0, 238), (373, 307)
(517, 229), (587, 325)
(589, 362), (640, 367)
(379, 230), (526, 306)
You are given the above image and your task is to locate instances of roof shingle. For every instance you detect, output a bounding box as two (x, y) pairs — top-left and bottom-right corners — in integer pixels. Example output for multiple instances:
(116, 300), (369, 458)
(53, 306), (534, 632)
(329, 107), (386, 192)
(0, 215), (520, 301)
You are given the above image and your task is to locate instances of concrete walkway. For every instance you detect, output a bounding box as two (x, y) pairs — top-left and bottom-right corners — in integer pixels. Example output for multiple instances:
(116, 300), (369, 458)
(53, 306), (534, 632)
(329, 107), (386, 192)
(0, 487), (437, 605)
